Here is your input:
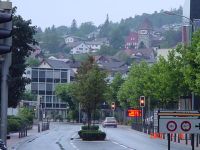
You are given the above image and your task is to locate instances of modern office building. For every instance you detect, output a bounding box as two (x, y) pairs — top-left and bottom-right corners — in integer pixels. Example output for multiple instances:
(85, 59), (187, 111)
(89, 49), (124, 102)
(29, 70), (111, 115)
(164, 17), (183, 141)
(25, 59), (71, 119)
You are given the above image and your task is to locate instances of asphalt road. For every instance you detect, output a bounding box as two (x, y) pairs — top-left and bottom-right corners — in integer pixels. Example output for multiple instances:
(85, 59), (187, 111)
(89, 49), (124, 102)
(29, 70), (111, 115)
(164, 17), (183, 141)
(16, 123), (194, 150)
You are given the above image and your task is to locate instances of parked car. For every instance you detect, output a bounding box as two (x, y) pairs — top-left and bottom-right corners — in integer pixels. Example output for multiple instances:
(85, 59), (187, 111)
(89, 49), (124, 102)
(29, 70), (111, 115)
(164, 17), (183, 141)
(0, 139), (7, 150)
(102, 117), (117, 128)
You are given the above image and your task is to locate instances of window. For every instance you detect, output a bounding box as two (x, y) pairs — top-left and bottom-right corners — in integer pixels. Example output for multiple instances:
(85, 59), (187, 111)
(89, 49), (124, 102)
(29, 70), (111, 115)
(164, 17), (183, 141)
(46, 96), (52, 103)
(32, 69), (38, 78)
(61, 71), (68, 79)
(31, 83), (38, 90)
(53, 70), (60, 79)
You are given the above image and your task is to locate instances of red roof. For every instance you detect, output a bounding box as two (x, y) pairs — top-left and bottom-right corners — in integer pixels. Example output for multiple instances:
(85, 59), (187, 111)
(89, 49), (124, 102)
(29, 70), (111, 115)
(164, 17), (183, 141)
(139, 18), (153, 30)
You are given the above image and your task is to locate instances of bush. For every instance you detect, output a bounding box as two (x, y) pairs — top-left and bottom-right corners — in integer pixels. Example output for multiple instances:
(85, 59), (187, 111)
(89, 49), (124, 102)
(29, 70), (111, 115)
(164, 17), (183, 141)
(8, 119), (21, 132)
(81, 125), (99, 130)
(78, 130), (106, 141)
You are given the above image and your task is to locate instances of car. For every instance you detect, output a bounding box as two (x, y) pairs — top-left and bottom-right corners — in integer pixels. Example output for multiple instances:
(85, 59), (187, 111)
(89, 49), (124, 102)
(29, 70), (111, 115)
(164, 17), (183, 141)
(102, 117), (117, 128)
(0, 139), (7, 150)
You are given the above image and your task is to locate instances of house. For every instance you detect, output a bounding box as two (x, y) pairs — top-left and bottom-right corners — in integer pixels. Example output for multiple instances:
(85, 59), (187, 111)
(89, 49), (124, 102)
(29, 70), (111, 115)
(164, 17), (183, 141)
(70, 43), (90, 54)
(63, 35), (83, 44)
(93, 55), (128, 82)
(25, 59), (71, 119)
(131, 48), (156, 64)
(85, 41), (103, 52)
(87, 31), (99, 39)
(125, 32), (138, 49)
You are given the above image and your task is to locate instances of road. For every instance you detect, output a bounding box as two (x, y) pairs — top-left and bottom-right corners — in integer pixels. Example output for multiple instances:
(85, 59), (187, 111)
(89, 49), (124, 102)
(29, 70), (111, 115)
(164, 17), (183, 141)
(15, 123), (194, 150)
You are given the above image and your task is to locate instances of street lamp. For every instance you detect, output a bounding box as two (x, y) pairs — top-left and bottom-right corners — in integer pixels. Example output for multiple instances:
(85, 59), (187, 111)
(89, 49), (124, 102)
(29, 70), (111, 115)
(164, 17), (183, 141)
(164, 11), (195, 110)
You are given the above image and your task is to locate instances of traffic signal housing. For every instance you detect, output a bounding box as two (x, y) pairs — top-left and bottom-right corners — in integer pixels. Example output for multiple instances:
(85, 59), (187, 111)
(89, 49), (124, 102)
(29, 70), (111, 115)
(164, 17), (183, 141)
(0, 6), (12, 54)
(111, 102), (115, 110)
(140, 96), (145, 107)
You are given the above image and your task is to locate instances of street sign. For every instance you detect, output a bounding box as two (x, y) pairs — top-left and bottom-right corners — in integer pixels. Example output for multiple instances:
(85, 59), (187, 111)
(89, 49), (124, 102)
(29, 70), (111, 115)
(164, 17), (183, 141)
(127, 109), (142, 117)
(166, 121), (177, 132)
(159, 119), (200, 133)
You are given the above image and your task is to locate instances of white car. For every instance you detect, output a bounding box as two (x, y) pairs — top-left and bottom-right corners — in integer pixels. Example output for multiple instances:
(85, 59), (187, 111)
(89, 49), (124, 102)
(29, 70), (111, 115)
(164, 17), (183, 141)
(102, 117), (117, 128)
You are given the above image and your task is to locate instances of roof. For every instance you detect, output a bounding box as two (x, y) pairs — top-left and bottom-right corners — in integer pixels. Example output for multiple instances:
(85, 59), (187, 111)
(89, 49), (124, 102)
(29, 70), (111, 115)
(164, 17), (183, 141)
(43, 59), (70, 69)
(139, 18), (153, 30)
(125, 32), (138, 43)
(98, 61), (129, 74)
(131, 48), (155, 59)
(66, 42), (83, 48)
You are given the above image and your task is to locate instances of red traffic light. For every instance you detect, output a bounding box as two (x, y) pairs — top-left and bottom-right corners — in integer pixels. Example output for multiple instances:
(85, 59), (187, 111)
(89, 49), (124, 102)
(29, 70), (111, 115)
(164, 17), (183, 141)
(140, 96), (145, 107)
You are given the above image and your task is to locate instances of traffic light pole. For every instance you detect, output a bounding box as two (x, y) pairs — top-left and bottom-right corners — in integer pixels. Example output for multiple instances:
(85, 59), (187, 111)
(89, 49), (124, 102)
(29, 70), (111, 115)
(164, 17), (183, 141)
(0, 1), (12, 144)
(0, 53), (12, 144)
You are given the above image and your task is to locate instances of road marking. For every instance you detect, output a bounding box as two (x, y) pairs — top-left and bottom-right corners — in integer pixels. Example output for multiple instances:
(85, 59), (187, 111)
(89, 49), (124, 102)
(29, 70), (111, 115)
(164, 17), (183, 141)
(70, 141), (79, 150)
(111, 141), (136, 150)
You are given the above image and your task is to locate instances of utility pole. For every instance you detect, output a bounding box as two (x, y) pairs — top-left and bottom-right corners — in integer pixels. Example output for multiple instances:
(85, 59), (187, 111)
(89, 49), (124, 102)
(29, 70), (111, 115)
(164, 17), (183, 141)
(0, 1), (12, 144)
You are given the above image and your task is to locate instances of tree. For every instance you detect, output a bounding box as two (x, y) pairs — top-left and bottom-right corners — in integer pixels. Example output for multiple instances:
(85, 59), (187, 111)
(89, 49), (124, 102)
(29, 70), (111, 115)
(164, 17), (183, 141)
(8, 8), (37, 107)
(109, 73), (124, 107)
(176, 30), (200, 95)
(55, 83), (75, 109)
(73, 56), (107, 126)
(22, 90), (37, 101)
(110, 28), (124, 49)
(70, 19), (78, 34)
(118, 62), (152, 109)
(78, 22), (96, 37)
(99, 14), (111, 38)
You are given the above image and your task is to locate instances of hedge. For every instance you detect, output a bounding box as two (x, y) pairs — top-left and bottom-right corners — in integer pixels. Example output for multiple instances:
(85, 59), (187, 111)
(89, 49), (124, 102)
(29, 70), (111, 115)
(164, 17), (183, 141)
(81, 125), (99, 130)
(78, 130), (106, 141)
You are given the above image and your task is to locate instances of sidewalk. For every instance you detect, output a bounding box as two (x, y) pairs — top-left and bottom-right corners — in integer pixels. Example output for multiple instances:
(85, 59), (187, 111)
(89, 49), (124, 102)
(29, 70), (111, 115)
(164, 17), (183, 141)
(7, 124), (40, 150)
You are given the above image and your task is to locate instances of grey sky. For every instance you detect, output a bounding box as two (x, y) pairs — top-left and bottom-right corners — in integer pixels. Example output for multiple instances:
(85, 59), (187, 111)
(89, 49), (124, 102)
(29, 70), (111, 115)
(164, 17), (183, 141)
(11, 0), (185, 29)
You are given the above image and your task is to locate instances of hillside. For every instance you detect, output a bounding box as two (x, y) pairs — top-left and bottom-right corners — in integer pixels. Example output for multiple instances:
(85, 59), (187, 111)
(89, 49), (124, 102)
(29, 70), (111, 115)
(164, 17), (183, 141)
(34, 7), (183, 54)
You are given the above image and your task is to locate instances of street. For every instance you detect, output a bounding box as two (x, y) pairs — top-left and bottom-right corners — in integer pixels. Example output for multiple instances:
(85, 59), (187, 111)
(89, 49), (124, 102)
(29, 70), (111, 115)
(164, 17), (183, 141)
(13, 122), (194, 150)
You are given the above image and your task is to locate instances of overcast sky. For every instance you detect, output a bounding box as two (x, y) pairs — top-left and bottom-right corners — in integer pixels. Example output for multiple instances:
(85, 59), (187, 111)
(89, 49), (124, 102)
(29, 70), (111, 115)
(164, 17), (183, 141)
(11, 0), (185, 29)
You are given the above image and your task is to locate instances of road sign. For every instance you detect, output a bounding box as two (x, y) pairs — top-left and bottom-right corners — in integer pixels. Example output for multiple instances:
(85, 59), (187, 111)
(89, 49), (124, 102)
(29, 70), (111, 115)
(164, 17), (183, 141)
(166, 121), (177, 132)
(159, 119), (200, 133)
(181, 121), (191, 132)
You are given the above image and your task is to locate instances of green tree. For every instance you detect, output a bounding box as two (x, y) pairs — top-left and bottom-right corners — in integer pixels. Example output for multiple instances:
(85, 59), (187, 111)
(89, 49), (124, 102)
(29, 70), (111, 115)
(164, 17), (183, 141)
(109, 73), (124, 106)
(26, 57), (40, 67)
(55, 83), (75, 109)
(22, 90), (37, 101)
(73, 56), (107, 126)
(118, 62), (152, 109)
(8, 8), (37, 107)
(70, 19), (78, 34)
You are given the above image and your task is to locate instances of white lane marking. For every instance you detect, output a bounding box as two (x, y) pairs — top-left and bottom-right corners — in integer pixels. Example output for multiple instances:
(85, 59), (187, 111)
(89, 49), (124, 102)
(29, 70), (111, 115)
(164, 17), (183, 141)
(70, 141), (79, 150)
(111, 141), (136, 150)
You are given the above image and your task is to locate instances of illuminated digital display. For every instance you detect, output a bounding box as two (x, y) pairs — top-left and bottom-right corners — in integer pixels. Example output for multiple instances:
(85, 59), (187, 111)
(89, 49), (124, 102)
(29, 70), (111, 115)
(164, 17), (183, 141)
(127, 109), (142, 117)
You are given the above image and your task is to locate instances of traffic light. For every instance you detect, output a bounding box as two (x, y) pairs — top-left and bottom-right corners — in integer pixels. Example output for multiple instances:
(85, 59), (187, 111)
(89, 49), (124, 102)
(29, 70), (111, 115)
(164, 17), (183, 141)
(0, 4), (12, 54)
(140, 96), (145, 107)
(111, 102), (115, 110)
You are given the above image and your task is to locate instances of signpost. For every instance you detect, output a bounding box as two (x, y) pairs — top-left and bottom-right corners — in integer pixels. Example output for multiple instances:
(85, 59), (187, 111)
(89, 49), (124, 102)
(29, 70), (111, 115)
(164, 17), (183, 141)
(158, 110), (200, 150)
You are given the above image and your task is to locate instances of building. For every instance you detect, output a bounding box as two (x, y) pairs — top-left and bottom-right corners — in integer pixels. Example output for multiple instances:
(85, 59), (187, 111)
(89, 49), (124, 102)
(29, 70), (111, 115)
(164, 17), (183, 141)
(125, 32), (138, 49)
(137, 18), (153, 49)
(25, 59), (71, 119)
(70, 43), (90, 54)
(63, 35), (83, 44)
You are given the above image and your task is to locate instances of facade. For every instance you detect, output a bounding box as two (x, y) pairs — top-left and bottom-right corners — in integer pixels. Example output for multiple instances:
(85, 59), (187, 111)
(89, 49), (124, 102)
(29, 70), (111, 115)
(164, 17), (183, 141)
(70, 43), (90, 54)
(125, 32), (138, 49)
(63, 35), (83, 44)
(26, 59), (71, 119)
(138, 18), (153, 49)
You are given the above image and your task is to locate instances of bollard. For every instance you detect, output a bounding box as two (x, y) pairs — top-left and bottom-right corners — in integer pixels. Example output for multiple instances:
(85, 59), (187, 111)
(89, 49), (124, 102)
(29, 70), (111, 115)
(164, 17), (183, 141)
(186, 134), (188, 145)
(196, 134), (199, 147)
(178, 134), (180, 143)
(174, 133), (176, 142)
(38, 124), (40, 133)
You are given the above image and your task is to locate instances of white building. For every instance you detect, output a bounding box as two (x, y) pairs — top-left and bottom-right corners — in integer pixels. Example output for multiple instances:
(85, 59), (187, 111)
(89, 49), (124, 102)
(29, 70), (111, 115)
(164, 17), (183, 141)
(63, 35), (83, 44)
(70, 43), (90, 54)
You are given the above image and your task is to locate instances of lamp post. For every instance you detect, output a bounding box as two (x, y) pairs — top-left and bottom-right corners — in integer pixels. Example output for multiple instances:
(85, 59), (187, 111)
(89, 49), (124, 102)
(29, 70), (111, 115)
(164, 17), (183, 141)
(164, 11), (195, 111)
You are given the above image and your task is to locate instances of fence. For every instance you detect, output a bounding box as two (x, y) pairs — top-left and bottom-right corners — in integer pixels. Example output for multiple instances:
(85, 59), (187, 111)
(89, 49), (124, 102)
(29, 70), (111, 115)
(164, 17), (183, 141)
(132, 123), (200, 148)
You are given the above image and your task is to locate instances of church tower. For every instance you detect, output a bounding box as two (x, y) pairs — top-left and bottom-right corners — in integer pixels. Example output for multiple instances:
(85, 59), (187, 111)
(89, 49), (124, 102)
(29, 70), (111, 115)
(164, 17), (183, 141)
(137, 18), (153, 49)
